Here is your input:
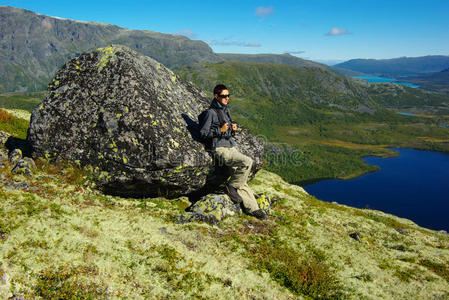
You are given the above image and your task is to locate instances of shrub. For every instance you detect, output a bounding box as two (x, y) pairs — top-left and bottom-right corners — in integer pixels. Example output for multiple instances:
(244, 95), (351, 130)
(249, 239), (344, 299)
(33, 264), (107, 299)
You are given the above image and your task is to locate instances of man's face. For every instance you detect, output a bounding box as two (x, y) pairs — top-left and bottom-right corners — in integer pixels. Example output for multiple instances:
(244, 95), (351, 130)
(215, 89), (230, 105)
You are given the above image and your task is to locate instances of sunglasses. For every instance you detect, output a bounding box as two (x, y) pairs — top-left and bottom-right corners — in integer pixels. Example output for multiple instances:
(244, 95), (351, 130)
(218, 94), (231, 98)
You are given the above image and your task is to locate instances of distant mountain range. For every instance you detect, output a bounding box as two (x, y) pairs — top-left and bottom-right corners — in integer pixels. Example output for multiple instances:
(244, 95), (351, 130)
(0, 6), (221, 92)
(0, 6), (325, 93)
(335, 56), (449, 76)
(403, 68), (449, 94)
(218, 53), (362, 77)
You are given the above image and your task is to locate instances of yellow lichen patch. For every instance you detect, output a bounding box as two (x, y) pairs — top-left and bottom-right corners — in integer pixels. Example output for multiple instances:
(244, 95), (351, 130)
(109, 140), (117, 149)
(167, 84), (172, 91)
(157, 63), (161, 70)
(171, 75), (176, 83)
(97, 46), (118, 72)
(173, 127), (182, 134)
(173, 164), (188, 173)
(152, 121), (157, 126)
(116, 113), (122, 119)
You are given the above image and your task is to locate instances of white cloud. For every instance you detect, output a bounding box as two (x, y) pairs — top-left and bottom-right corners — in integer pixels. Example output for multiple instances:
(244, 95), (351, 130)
(173, 29), (197, 39)
(207, 40), (261, 47)
(255, 6), (275, 17)
(326, 28), (349, 36)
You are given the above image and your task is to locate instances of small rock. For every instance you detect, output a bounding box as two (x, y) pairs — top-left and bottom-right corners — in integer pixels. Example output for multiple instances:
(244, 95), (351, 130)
(438, 230), (448, 235)
(159, 227), (168, 234)
(4, 181), (32, 190)
(255, 193), (272, 215)
(0, 130), (10, 146)
(175, 193), (275, 225)
(9, 148), (22, 165)
(395, 245), (406, 251)
(349, 232), (362, 242)
(174, 194), (242, 225)
(0, 153), (6, 167)
(11, 158), (36, 175)
(396, 228), (409, 235)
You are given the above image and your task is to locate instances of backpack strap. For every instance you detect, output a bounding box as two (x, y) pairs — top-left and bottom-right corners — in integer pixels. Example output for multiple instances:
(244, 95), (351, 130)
(212, 107), (227, 127)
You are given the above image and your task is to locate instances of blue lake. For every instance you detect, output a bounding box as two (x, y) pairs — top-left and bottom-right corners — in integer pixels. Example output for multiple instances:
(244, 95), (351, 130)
(397, 112), (417, 117)
(355, 75), (420, 88)
(304, 148), (449, 231)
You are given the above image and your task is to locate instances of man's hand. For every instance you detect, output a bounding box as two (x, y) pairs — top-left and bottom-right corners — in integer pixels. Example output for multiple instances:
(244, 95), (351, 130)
(231, 122), (238, 131)
(220, 123), (229, 132)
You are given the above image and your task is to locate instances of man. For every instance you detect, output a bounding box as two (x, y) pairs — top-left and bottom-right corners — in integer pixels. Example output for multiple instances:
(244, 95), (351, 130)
(199, 84), (267, 220)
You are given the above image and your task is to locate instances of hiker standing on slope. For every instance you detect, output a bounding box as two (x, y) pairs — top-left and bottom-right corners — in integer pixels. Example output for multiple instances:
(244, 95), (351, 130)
(198, 84), (267, 220)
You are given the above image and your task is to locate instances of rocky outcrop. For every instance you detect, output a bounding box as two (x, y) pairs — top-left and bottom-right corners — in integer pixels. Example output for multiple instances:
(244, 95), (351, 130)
(174, 192), (275, 225)
(27, 45), (263, 198)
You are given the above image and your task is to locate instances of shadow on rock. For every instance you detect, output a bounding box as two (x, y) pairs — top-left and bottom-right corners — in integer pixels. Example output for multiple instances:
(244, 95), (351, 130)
(5, 136), (32, 158)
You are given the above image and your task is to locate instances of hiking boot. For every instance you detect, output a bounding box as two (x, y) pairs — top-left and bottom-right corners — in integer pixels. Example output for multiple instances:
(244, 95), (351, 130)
(226, 183), (243, 204)
(248, 209), (268, 220)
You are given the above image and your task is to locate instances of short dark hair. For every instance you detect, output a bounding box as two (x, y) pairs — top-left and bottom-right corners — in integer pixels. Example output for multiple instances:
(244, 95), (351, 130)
(213, 84), (228, 95)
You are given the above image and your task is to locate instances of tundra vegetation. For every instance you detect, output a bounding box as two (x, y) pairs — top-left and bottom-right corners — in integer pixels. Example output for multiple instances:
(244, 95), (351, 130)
(0, 108), (448, 299)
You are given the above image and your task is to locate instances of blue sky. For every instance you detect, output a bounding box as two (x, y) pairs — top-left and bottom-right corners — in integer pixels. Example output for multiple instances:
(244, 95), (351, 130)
(2, 0), (449, 64)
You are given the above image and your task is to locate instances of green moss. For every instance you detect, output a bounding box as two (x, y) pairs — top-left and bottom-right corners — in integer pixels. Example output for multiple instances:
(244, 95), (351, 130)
(33, 264), (106, 299)
(419, 259), (449, 282)
(394, 268), (418, 283)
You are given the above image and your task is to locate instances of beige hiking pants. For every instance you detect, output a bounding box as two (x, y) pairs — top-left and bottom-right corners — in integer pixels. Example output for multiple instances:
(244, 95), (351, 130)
(214, 147), (259, 212)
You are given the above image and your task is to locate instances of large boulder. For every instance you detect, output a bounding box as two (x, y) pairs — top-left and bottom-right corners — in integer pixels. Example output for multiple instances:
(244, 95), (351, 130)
(27, 45), (263, 197)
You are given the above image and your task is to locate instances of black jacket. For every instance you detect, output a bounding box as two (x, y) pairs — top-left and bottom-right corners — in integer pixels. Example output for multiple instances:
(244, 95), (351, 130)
(199, 99), (236, 149)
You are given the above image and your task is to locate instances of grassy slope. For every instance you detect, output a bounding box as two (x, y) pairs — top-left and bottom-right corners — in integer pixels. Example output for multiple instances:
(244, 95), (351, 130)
(1, 152), (448, 298)
(0, 92), (45, 113)
(1, 108), (448, 299)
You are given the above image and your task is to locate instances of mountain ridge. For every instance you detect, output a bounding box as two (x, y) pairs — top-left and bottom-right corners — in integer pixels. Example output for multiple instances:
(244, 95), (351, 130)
(0, 6), (222, 92)
(335, 55), (449, 76)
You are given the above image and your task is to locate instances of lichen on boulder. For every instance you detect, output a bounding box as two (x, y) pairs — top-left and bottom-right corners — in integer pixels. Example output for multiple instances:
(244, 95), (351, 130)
(174, 194), (242, 225)
(27, 45), (263, 198)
